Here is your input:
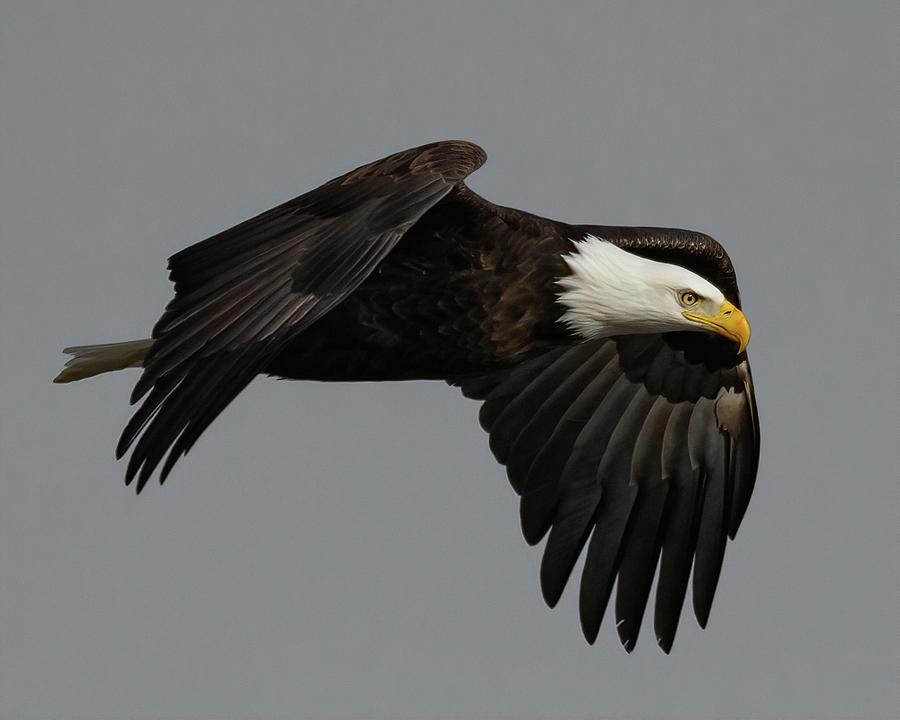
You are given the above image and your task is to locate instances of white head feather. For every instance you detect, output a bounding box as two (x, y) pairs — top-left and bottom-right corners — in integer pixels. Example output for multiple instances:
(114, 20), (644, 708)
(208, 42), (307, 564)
(556, 234), (726, 340)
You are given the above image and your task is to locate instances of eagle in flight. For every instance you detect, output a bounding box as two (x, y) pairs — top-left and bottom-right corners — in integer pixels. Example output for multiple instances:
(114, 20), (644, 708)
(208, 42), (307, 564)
(56, 141), (759, 653)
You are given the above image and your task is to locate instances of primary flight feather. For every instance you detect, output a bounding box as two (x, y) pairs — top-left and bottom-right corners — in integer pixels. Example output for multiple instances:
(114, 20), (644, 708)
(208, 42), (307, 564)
(56, 140), (759, 652)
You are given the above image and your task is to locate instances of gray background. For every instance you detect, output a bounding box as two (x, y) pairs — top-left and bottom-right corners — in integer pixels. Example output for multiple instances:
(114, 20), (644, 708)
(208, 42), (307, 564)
(1, 2), (896, 718)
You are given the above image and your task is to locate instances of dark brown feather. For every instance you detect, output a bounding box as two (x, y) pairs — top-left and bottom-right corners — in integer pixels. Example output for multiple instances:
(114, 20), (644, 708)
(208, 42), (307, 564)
(612, 397), (674, 650)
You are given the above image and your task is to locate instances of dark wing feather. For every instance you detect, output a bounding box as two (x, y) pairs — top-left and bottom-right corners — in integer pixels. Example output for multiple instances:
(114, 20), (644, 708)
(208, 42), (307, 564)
(611, 396), (673, 649)
(488, 342), (599, 472)
(505, 344), (615, 495)
(120, 140), (486, 491)
(689, 400), (729, 629)
(519, 345), (622, 545)
(453, 335), (759, 652)
(654, 401), (703, 653)
(541, 374), (642, 608)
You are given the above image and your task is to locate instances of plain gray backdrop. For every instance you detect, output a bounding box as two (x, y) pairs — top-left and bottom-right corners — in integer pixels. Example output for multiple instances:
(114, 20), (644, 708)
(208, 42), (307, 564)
(1, 2), (896, 718)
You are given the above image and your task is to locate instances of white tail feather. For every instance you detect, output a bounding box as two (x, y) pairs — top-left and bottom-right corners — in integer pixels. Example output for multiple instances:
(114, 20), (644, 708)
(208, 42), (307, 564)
(54, 339), (153, 383)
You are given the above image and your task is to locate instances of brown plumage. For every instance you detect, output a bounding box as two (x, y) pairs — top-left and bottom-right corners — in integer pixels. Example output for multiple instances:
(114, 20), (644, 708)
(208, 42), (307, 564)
(56, 140), (759, 653)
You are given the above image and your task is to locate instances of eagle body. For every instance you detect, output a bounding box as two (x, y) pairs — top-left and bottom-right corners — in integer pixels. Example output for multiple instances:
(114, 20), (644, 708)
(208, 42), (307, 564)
(266, 191), (573, 381)
(56, 141), (759, 653)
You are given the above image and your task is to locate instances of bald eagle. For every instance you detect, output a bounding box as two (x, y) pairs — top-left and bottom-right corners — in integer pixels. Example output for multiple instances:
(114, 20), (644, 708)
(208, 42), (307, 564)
(55, 141), (758, 653)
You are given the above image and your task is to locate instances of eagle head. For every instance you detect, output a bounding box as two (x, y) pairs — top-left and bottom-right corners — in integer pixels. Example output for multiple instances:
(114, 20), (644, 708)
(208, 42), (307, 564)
(556, 234), (750, 353)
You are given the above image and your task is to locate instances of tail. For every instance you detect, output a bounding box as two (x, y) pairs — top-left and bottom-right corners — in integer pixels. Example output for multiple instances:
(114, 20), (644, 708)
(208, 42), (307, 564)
(54, 339), (153, 383)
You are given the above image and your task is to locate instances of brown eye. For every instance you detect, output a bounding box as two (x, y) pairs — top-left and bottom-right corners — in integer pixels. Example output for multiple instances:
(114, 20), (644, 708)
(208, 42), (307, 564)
(680, 291), (698, 306)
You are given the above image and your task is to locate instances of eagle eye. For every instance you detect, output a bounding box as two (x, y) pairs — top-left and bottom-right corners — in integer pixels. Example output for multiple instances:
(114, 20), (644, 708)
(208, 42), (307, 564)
(679, 290), (699, 307)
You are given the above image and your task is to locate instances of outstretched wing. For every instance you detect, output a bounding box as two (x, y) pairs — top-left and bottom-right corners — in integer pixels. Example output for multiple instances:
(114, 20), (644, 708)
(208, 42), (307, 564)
(453, 334), (759, 652)
(119, 140), (487, 491)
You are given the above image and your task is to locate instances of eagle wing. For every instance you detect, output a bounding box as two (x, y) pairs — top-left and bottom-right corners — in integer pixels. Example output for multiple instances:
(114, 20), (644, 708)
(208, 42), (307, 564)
(118, 140), (486, 491)
(452, 334), (759, 652)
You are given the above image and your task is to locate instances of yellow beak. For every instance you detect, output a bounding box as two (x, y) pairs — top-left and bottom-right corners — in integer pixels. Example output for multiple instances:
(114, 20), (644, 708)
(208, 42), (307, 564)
(683, 300), (751, 353)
